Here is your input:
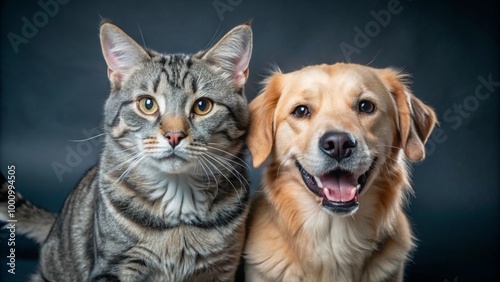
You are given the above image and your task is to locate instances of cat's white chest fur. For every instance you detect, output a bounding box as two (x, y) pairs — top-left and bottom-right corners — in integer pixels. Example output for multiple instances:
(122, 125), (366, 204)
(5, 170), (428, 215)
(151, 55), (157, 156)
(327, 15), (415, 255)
(147, 173), (208, 223)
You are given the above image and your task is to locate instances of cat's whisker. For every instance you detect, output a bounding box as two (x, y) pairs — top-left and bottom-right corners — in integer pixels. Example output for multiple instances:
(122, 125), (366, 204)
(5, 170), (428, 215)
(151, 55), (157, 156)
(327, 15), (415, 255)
(199, 156), (220, 198)
(202, 153), (247, 206)
(68, 133), (106, 142)
(104, 150), (143, 175)
(204, 149), (249, 170)
(137, 24), (147, 48)
(114, 155), (144, 181)
(206, 144), (251, 170)
(201, 155), (236, 204)
(202, 157), (220, 190)
(184, 145), (208, 157)
(204, 21), (223, 50)
(204, 152), (250, 188)
(108, 152), (144, 183)
(195, 159), (213, 189)
(115, 154), (147, 185)
(205, 152), (247, 178)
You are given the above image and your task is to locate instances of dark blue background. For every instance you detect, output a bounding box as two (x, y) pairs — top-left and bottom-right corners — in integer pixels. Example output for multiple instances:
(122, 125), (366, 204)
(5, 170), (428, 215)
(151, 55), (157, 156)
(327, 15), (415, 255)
(1, 0), (498, 281)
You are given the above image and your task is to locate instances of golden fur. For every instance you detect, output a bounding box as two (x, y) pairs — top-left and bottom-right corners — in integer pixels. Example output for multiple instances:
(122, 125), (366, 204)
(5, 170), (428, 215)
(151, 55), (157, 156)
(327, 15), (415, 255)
(244, 63), (437, 282)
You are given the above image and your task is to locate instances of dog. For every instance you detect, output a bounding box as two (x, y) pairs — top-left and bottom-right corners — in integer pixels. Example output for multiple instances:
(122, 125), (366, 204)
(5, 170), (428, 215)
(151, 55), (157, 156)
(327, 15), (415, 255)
(244, 63), (437, 282)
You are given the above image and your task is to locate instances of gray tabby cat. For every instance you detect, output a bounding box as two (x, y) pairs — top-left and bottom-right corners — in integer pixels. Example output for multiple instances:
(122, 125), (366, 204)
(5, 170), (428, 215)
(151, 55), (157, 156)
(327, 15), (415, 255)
(0, 21), (252, 281)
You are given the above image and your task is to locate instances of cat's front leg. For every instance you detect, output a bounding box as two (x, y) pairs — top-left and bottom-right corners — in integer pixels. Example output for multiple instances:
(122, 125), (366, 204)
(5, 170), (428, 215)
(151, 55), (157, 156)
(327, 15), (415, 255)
(89, 273), (121, 282)
(89, 259), (150, 282)
(89, 271), (147, 282)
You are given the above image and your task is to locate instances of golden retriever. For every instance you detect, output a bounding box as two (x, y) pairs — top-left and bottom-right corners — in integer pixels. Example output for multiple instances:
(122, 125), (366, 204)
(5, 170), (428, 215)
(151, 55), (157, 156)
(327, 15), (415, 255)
(244, 63), (437, 282)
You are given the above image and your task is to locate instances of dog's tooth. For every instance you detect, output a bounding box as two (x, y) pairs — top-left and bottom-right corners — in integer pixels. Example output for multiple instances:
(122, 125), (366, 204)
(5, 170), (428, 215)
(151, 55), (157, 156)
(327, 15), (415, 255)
(314, 176), (323, 188)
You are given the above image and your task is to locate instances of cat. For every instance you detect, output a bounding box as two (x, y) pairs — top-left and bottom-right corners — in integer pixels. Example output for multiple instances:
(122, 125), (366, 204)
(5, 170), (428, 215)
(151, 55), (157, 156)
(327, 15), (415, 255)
(0, 21), (253, 281)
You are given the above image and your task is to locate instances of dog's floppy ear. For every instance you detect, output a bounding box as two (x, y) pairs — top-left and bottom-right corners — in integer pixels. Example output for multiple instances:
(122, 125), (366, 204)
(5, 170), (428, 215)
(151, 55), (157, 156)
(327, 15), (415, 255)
(247, 74), (283, 167)
(380, 69), (437, 162)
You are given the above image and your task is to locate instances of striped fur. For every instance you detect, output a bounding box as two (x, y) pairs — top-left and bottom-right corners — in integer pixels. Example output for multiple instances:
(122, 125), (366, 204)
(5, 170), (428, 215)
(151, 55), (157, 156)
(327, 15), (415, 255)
(1, 22), (252, 281)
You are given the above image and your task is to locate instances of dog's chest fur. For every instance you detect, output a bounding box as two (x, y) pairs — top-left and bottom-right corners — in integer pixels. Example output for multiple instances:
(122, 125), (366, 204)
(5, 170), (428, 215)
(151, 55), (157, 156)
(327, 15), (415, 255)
(296, 212), (376, 281)
(246, 182), (383, 282)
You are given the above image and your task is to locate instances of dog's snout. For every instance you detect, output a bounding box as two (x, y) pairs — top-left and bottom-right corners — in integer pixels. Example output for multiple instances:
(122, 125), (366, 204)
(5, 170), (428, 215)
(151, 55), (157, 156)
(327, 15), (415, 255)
(319, 132), (356, 161)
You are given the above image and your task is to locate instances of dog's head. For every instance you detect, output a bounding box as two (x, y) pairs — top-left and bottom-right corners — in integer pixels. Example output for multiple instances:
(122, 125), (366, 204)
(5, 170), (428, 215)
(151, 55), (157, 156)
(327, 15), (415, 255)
(248, 64), (436, 215)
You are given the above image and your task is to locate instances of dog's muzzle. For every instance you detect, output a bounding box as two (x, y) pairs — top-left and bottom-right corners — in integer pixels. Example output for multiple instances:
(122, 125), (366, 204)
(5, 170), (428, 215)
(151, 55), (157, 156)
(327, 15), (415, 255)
(296, 131), (373, 215)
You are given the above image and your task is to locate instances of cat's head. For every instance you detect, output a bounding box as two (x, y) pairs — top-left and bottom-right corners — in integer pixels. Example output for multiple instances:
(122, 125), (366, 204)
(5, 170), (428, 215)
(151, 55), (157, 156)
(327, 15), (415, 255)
(99, 22), (252, 175)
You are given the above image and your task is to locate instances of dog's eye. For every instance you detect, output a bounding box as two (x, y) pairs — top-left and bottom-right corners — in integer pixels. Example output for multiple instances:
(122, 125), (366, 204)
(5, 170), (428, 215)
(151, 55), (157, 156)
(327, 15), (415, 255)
(292, 105), (310, 118)
(358, 100), (375, 114)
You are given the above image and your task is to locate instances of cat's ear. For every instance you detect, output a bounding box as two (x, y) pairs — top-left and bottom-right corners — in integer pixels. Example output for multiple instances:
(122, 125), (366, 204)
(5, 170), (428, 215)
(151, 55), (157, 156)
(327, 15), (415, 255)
(100, 22), (150, 90)
(201, 23), (253, 90)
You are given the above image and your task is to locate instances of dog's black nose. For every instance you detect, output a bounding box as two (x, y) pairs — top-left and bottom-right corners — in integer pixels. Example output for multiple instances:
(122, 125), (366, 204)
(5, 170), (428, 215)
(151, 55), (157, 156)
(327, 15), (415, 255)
(319, 131), (356, 161)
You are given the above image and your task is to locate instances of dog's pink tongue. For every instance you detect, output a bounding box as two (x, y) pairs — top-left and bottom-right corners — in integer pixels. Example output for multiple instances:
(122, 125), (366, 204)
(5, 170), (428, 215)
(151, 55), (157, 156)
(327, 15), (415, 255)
(320, 173), (357, 202)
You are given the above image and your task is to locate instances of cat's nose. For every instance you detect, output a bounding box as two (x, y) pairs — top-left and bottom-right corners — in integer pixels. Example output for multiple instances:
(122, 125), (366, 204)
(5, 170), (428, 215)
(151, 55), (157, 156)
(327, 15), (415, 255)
(164, 131), (186, 148)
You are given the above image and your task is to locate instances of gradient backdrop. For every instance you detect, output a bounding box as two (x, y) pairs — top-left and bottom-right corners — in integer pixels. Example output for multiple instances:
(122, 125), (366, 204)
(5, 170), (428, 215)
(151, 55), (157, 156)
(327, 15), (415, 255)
(1, 0), (498, 281)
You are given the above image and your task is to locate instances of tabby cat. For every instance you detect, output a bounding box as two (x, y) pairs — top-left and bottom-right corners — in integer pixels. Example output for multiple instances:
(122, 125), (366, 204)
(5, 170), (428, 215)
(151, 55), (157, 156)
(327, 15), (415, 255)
(0, 21), (253, 281)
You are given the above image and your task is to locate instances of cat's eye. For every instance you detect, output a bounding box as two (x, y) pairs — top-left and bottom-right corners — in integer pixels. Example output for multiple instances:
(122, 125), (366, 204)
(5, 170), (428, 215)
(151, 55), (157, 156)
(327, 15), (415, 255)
(193, 98), (213, 116)
(138, 96), (158, 115)
(292, 105), (310, 118)
(358, 100), (375, 114)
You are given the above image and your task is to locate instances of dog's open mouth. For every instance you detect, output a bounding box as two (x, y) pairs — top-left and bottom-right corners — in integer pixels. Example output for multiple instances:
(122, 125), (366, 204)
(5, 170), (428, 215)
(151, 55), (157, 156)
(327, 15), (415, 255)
(296, 161), (372, 214)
